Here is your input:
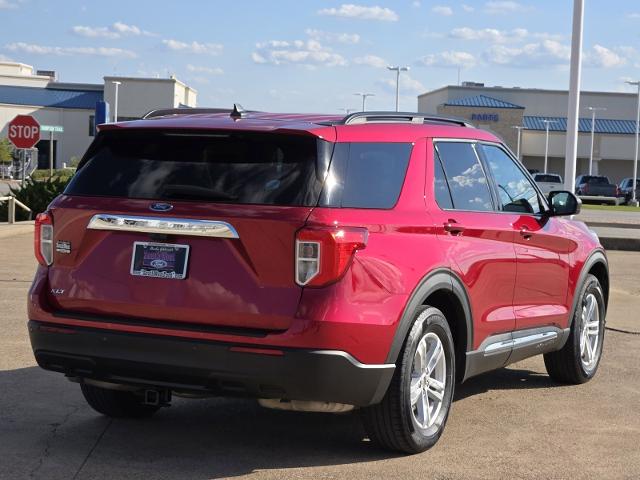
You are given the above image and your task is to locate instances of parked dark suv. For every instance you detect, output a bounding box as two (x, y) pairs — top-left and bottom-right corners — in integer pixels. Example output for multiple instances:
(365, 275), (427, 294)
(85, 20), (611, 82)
(28, 109), (609, 453)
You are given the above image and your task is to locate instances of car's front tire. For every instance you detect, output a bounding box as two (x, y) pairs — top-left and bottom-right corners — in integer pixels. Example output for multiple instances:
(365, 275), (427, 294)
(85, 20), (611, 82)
(544, 274), (605, 384)
(361, 306), (455, 454)
(80, 383), (160, 418)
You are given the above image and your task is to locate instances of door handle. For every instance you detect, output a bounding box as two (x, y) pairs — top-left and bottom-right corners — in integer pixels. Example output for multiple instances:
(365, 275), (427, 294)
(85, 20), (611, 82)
(519, 226), (532, 240)
(443, 220), (465, 236)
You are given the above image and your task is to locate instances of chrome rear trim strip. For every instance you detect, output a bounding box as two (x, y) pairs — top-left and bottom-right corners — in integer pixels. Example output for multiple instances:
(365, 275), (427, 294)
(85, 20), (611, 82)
(87, 214), (239, 238)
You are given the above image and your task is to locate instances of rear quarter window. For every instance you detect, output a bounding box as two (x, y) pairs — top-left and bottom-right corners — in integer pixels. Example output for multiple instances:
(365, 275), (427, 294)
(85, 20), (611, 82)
(319, 142), (412, 209)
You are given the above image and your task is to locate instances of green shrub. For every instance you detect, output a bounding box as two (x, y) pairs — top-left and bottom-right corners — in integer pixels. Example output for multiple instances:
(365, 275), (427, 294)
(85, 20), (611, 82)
(0, 176), (72, 221)
(31, 169), (76, 182)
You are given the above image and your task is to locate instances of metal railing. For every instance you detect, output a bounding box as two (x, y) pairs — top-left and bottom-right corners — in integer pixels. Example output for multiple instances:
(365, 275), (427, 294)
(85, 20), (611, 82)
(0, 196), (32, 224)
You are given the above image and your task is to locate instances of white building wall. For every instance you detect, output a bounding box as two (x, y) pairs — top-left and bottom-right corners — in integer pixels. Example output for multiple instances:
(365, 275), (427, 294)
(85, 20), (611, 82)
(0, 103), (93, 167)
(103, 77), (197, 120)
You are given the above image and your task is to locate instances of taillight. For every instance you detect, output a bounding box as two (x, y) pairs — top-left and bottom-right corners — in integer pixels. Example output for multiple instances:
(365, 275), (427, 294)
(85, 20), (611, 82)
(34, 212), (53, 266)
(295, 227), (368, 287)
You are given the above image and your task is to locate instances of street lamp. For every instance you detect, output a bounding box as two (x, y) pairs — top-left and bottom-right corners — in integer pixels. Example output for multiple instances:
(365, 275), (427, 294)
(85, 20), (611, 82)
(340, 108), (356, 115)
(387, 66), (409, 112)
(111, 81), (122, 122)
(626, 80), (640, 206)
(354, 92), (375, 112)
(542, 119), (558, 173)
(587, 106), (606, 175)
(511, 125), (525, 162)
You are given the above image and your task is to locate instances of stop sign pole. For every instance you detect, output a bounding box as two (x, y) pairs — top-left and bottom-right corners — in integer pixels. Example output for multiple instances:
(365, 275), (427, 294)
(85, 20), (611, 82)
(7, 115), (40, 184)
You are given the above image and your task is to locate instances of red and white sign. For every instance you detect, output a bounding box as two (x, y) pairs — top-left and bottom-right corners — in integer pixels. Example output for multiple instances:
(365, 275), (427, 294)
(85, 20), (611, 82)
(7, 115), (41, 149)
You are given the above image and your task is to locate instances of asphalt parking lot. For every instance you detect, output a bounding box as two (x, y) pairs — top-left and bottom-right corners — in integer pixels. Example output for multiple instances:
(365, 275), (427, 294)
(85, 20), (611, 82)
(1, 230), (639, 480)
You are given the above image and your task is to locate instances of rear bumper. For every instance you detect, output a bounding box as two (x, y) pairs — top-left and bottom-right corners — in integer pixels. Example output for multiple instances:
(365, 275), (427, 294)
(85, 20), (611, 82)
(28, 321), (395, 407)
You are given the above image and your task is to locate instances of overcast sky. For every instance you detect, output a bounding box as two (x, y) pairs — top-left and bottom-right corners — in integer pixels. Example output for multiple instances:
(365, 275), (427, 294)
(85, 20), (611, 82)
(2, 0), (640, 112)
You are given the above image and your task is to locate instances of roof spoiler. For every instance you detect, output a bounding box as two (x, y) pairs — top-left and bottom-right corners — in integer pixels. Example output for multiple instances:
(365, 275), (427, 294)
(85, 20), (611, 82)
(143, 103), (252, 120)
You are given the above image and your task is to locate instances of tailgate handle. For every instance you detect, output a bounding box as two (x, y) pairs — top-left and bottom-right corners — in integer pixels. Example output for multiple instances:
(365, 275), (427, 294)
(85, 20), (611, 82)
(87, 214), (239, 238)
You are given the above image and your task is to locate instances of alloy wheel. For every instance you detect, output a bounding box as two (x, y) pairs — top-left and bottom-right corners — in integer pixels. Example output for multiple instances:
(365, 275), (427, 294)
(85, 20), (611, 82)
(410, 332), (447, 429)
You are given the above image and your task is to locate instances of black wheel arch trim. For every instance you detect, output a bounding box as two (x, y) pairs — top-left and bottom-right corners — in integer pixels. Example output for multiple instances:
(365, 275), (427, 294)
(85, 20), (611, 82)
(567, 248), (608, 330)
(385, 268), (473, 364)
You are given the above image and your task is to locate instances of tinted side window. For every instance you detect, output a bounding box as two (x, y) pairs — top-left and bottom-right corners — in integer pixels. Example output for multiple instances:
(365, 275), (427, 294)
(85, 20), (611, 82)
(434, 149), (453, 209)
(435, 142), (493, 212)
(319, 142), (412, 209)
(480, 144), (541, 214)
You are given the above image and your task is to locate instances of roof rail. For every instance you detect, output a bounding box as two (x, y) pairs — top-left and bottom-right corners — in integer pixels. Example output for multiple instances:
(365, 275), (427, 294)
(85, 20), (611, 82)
(143, 107), (232, 119)
(339, 111), (473, 128)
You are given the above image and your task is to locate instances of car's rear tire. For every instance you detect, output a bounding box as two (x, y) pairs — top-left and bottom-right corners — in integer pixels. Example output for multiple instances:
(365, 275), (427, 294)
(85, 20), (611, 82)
(361, 306), (455, 454)
(80, 383), (160, 418)
(544, 274), (605, 384)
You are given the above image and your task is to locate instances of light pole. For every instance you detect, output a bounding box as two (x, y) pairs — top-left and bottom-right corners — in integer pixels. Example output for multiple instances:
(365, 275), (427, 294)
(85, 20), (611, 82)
(512, 125), (525, 162)
(111, 81), (122, 122)
(354, 92), (375, 111)
(627, 80), (640, 206)
(543, 120), (558, 173)
(564, 0), (584, 193)
(587, 106), (606, 175)
(387, 66), (409, 112)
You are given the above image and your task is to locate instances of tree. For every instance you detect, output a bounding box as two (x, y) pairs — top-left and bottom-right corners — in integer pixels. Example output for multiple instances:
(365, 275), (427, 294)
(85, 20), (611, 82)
(0, 138), (14, 165)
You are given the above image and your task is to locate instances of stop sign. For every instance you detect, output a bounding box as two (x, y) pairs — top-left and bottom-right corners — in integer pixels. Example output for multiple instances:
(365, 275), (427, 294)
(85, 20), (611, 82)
(7, 115), (40, 149)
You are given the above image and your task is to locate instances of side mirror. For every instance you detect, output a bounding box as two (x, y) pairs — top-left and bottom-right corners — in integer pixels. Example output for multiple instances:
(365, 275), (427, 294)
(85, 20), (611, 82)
(548, 191), (581, 216)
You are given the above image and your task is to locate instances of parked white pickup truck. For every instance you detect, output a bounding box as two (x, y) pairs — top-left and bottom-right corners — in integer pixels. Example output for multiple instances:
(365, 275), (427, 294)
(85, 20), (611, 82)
(533, 173), (563, 195)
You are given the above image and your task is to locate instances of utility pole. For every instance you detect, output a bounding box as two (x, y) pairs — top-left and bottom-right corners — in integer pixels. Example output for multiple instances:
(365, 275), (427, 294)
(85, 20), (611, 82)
(564, 0), (584, 193)
(354, 93), (375, 111)
(543, 120), (558, 173)
(387, 66), (409, 112)
(112, 81), (122, 122)
(626, 80), (640, 206)
(587, 106), (606, 175)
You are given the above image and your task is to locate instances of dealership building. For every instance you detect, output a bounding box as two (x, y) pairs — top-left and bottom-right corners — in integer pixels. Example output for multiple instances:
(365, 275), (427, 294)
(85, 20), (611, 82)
(418, 83), (639, 184)
(0, 61), (196, 169)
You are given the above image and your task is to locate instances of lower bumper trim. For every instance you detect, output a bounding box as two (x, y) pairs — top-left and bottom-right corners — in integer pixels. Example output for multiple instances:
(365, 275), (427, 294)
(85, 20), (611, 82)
(28, 321), (395, 407)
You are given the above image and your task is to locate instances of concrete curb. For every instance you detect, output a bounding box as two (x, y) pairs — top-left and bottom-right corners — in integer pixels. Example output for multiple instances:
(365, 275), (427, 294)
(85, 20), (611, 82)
(0, 222), (34, 239)
(599, 236), (640, 252)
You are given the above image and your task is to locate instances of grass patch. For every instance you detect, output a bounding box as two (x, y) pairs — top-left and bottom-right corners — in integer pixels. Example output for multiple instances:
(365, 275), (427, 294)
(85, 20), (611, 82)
(582, 203), (640, 212)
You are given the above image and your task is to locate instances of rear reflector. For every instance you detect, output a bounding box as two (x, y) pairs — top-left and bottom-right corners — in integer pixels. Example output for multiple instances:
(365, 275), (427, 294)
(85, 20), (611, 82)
(229, 346), (284, 356)
(295, 227), (368, 287)
(34, 212), (53, 266)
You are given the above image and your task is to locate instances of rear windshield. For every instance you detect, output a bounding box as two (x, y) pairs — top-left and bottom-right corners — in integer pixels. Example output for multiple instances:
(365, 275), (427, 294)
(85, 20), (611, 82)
(534, 174), (562, 183)
(66, 130), (329, 207)
(583, 176), (610, 184)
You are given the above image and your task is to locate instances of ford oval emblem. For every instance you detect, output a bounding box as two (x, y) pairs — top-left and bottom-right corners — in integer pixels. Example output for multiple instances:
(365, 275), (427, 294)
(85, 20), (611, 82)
(150, 202), (173, 212)
(150, 259), (168, 268)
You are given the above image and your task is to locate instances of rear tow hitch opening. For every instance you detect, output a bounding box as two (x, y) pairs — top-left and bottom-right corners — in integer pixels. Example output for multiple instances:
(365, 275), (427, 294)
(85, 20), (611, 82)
(142, 388), (172, 407)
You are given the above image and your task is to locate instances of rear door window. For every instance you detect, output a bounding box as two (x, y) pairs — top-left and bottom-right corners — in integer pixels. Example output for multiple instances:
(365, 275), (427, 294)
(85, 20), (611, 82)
(319, 142), (412, 209)
(434, 150), (454, 209)
(66, 130), (327, 207)
(434, 142), (493, 212)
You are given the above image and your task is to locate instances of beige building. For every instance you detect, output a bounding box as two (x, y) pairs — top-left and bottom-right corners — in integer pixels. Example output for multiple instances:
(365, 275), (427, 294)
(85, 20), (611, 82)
(0, 61), (197, 170)
(419, 83), (639, 184)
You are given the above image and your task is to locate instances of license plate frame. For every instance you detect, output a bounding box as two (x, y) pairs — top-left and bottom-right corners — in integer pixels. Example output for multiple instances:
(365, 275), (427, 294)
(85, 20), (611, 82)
(130, 241), (190, 280)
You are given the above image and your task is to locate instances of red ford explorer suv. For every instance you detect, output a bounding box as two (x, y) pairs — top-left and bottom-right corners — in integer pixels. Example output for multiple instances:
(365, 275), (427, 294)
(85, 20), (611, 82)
(28, 108), (608, 453)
